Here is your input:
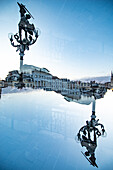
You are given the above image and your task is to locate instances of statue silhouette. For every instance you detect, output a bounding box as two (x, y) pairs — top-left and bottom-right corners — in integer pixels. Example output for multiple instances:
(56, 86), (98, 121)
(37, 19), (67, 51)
(17, 2), (35, 43)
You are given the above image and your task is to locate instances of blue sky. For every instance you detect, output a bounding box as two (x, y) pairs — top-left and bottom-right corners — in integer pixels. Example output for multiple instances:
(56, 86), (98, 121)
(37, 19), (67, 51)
(0, 0), (113, 79)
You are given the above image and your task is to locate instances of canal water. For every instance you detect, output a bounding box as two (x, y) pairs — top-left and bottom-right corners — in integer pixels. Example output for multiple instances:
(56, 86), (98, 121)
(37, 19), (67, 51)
(0, 89), (113, 170)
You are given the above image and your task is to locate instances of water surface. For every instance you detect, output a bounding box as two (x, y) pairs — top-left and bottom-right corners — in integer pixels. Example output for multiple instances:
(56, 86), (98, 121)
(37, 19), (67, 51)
(0, 89), (113, 170)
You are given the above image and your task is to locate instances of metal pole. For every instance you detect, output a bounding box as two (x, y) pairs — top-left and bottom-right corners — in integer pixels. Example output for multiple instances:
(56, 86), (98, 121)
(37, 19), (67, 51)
(20, 55), (23, 72)
(19, 45), (24, 72)
(92, 100), (96, 115)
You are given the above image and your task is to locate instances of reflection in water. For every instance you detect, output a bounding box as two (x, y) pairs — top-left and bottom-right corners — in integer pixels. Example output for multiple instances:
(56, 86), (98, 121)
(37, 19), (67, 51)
(76, 100), (106, 168)
(71, 92), (107, 168)
(0, 104), (77, 139)
(62, 87), (107, 105)
(60, 87), (107, 168)
(0, 86), (108, 169)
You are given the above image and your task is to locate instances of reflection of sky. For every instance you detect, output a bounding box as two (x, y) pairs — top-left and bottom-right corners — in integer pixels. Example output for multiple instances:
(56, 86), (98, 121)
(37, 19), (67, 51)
(0, 90), (113, 169)
(0, 0), (113, 79)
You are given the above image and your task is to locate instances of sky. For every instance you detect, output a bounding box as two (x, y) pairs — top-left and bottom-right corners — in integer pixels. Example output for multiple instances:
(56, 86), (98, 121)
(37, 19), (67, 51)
(0, 0), (113, 80)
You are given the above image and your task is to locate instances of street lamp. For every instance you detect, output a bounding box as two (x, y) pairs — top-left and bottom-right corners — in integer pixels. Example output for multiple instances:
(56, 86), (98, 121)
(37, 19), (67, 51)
(8, 2), (40, 72)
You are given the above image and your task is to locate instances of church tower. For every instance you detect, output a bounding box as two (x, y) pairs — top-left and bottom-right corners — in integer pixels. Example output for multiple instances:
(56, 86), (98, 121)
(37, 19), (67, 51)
(111, 71), (113, 87)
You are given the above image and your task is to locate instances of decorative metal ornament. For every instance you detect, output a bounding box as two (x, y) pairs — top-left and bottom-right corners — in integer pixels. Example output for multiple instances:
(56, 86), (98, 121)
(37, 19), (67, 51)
(75, 99), (106, 168)
(8, 2), (40, 72)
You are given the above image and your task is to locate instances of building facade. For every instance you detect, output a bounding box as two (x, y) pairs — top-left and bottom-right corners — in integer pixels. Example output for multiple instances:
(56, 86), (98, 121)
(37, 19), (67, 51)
(32, 69), (52, 89)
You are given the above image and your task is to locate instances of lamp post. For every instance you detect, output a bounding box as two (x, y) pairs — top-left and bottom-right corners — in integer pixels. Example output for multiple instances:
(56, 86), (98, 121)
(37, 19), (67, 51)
(8, 2), (40, 73)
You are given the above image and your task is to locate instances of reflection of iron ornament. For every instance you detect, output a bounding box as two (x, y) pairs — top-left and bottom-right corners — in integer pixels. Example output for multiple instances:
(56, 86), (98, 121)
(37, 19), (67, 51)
(75, 100), (106, 168)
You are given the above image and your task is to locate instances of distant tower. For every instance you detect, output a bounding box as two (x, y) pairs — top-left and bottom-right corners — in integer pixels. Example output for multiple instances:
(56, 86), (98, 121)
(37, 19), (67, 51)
(111, 71), (113, 87)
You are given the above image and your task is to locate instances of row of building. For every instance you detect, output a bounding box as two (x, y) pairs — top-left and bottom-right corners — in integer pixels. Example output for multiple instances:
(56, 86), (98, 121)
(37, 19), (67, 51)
(0, 64), (112, 93)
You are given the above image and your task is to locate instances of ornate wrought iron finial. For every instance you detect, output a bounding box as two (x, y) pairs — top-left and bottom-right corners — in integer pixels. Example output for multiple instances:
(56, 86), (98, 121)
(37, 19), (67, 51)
(8, 2), (40, 72)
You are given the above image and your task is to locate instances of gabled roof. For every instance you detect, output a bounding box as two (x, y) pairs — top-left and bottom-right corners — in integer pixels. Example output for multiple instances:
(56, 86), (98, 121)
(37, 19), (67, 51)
(22, 64), (50, 74)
